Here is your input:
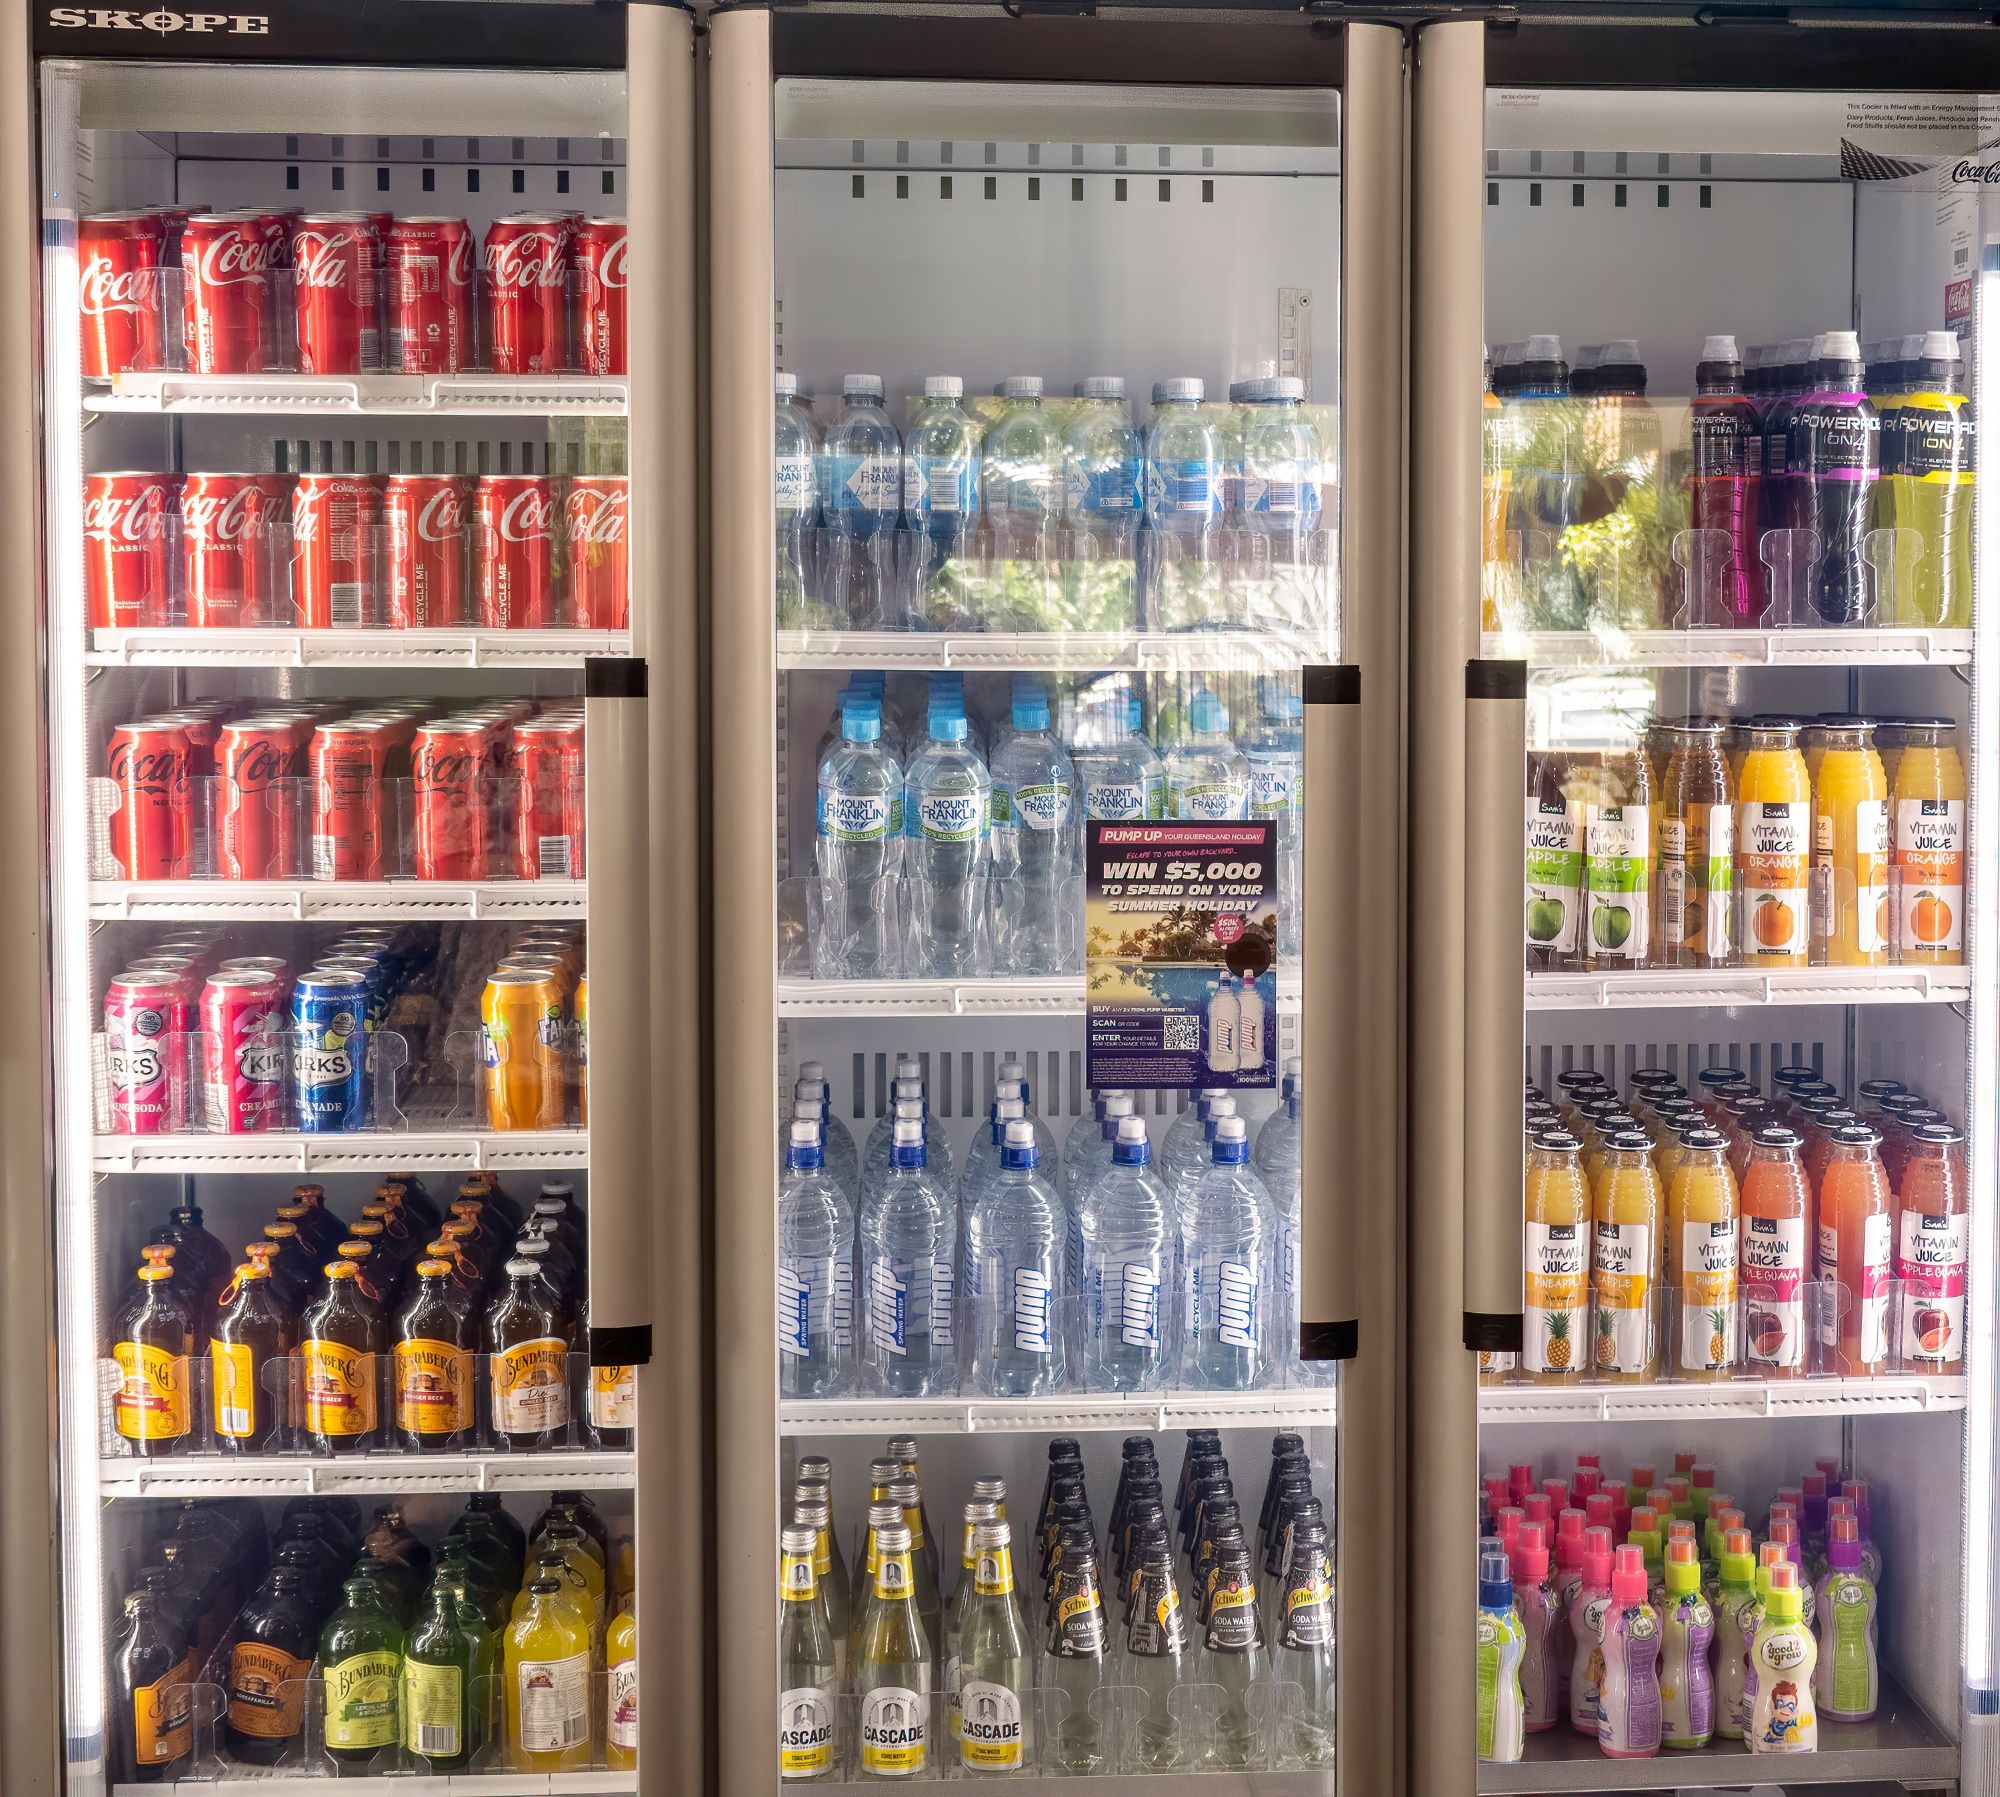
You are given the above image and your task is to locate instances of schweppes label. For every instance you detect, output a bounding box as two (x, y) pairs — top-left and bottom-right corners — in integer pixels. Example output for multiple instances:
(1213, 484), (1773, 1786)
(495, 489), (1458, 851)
(113, 1340), (189, 1441)
(303, 1338), (377, 1437)
(395, 1337), (473, 1434)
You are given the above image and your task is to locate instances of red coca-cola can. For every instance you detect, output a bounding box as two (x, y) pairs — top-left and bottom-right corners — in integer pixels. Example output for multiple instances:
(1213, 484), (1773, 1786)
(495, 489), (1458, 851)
(83, 471), (175, 630)
(311, 719), (391, 880)
(180, 472), (292, 627)
(483, 213), (572, 375)
(290, 211), (383, 375)
(108, 719), (191, 880)
(180, 210), (278, 375)
(564, 475), (628, 629)
(412, 719), (490, 881)
(571, 217), (627, 376)
(201, 968), (285, 1134)
(475, 474), (560, 628)
(384, 473), (469, 627)
(159, 708), (222, 780)
(385, 215), (475, 375)
(219, 716), (305, 880)
(105, 970), (184, 1134)
(78, 211), (167, 379)
(292, 473), (383, 628)
(513, 714), (585, 880)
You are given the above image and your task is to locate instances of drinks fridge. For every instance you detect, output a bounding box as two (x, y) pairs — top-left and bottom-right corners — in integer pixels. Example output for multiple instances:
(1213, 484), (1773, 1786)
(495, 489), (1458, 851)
(1, 3), (701, 1793)
(1413, 14), (2000, 1797)
(708, 6), (1403, 1791)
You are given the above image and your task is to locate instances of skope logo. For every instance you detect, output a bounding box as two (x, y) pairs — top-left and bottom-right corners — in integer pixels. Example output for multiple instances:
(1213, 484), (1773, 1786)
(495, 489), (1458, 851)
(48, 7), (271, 32)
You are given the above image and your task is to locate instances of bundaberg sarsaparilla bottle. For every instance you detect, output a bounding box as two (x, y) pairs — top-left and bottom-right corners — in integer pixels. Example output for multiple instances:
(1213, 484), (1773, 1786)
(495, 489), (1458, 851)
(856, 1518), (933, 1777)
(955, 1518), (1031, 1773)
(779, 1523), (840, 1779)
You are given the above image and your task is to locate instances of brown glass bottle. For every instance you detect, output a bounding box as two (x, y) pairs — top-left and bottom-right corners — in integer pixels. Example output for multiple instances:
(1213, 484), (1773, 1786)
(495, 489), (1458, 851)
(334, 1237), (389, 1308)
(300, 1261), (384, 1455)
(163, 1203), (233, 1316)
(211, 1259), (298, 1453)
(221, 1564), (321, 1766)
(274, 1200), (342, 1262)
(447, 1200), (505, 1284)
(392, 1258), (477, 1451)
(485, 1254), (574, 1451)
(258, 1220), (317, 1306)
(112, 1247), (194, 1459)
(112, 1586), (193, 1782)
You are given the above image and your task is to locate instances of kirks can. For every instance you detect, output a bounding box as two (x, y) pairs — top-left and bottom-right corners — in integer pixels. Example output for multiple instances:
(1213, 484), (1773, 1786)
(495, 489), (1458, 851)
(179, 210), (279, 374)
(563, 475), (627, 629)
(78, 211), (167, 379)
(482, 213), (571, 375)
(105, 970), (183, 1134)
(83, 470), (174, 630)
(218, 715), (305, 880)
(512, 714), (585, 880)
(290, 211), (384, 374)
(480, 966), (568, 1130)
(310, 719), (391, 881)
(292, 966), (371, 1132)
(293, 473), (382, 628)
(180, 471), (292, 627)
(385, 215), (475, 375)
(474, 473), (560, 629)
(412, 719), (490, 880)
(384, 473), (468, 628)
(200, 968), (286, 1134)
(107, 718), (191, 880)
(570, 216), (627, 376)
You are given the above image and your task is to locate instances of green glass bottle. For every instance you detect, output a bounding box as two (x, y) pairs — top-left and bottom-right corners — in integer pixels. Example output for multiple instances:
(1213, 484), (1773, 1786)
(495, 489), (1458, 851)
(318, 1575), (404, 1772)
(402, 1574), (496, 1772)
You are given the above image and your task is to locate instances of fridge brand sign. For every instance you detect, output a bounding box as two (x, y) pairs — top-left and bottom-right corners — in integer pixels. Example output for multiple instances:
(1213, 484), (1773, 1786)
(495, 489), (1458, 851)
(46, 8), (269, 31)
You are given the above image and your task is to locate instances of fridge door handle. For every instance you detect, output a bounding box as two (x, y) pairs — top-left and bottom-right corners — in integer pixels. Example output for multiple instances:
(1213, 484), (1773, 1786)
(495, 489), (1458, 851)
(1463, 657), (1526, 1354)
(1301, 661), (1362, 1360)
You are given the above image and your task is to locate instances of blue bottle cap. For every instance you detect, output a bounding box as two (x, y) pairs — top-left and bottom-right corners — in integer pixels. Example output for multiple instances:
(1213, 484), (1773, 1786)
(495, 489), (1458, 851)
(1000, 1117), (1038, 1170)
(1112, 1116), (1151, 1165)
(1189, 690), (1229, 735)
(1479, 1544), (1513, 1608)
(930, 711), (969, 743)
(1012, 687), (1051, 732)
(841, 700), (882, 743)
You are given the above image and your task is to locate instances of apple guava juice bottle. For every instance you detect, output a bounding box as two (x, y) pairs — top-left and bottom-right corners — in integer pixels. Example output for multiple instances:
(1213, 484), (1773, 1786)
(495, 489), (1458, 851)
(1525, 749), (1586, 971)
(1737, 721), (1812, 968)
(1584, 749), (1654, 971)
(1656, 722), (1735, 969)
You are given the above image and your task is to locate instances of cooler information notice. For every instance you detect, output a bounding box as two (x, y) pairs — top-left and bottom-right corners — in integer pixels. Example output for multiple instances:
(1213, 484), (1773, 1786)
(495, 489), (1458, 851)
(1085, 821), (1278, 1091)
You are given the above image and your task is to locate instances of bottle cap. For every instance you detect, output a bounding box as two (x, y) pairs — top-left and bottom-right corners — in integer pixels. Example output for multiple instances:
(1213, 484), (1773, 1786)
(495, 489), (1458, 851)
(1923, 329), (1961, 362)
(1584, 1492), (1616, 1530)
(1189, 689), (1230, 734)
(929, 711), (969, 743)
(1764, 1557), (1803, 1620)
(1701, 333), (1739, 363)
(1512, 1520), (1550, 1582)
(924, 374), (963, 399)
(892, 1117), (925, 1151)
(1002, 1118), (1037, 1158)
(1157, 376), (1205, 403)
(1582, 1526), (1614, 1586)
(1012, 686), (1051, 731)
(1611, 1543), (1649, 1604)
(1079, 374), (1125, 400)
(842, 373), (884, 400)
(774, 371), (798, 398)
(1496, 1506), (1523, 1551)
(1522, 332), (1564, 363)
(1268, 376), (1305, 401)
(1522, 1493), (1552, 1530)
(1665, 1538), (1701, 1593)
(1478, 1543), (1513, 1608)
(1000, 374), (1044, 399)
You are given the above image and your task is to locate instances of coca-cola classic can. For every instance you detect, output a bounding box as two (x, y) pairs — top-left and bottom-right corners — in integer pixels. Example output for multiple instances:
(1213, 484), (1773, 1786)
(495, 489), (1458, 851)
(78, 211), (167, 379)
(475, 474), (561, 629)
(571, 217), (627, 376)
(563, 476), (628, 629)
(180, 472), (292, 627)
(84, 471), (175, 630)
(384, 474), (469, 627)
(180, 211), (279, 375)
(290, 211), (383, 374)
(385, 215), (474, 375)
(483, 213), (571, 375)
(292, 474), (383, 628)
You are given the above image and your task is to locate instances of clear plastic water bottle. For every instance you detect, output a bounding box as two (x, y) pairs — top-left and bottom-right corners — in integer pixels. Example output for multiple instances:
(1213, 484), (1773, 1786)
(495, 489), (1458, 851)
(1063, 1091), (1137, 1292)
(982, 375), (1062, 628)
(1239, 375), (1326, 633)
(1076, 1114), (1173, 1392)
(862, 1065), (956, 1188)
(1165, 689), (1249, 820)
(904, 374), (983, 631)
(1253, 1062), (1301, 1186)
(858, 1115), (957, 1397)
(992, 1062), (1060, 1165)
(774, 372), (822, 626)
(1255, 1079), (1316, 1386)
(959, 1093), (1028, 1228)
(1063, 1088), (1114, 1186)
(815, 694), (903, 978)
(1159, 1089), (1229, 1211)
(1076, 690), (1167, 823)
(823, 373), (903, 628)
(904, 700), (993, 977)
(1241, 676), (1305, 956)
(796, 1065), (860, 1193)
(1144, 376), (1225, 631)
(963, 1118), (1065, 1397)
(779, 1118), (855, 1399)
(1180, 1114), (1273, 1390)
(814, 669), (885, 768)
(989, 677), (1080, 976)
(1062, 375), (1143, 630)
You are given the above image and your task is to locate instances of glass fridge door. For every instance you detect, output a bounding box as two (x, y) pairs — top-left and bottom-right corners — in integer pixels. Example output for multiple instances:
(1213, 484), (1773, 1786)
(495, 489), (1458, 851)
(708, 7), (1403, 1791)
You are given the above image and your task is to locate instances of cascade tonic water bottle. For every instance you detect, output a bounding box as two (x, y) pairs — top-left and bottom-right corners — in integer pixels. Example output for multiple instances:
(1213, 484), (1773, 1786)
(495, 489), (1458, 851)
(779, 1524), (840, 1779)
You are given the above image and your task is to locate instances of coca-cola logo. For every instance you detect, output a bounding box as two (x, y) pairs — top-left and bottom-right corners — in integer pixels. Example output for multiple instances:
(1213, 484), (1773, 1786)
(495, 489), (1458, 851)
(494, 488), (554, 542)
(592, 237), (627, 291)
(447, 230), (473, 289)
(413, 486), (465, 542)
(565, 487), (626, 546)
(188, 228), (273, 288)
(79, 253), (161, 318)
(486, 231), (567, 292)
(1952, 159), (2000, 184)
(292, 229), (361, 290)
(229, 737), (289, 786)
(110, 741), (187, 791)
(413, 743), (479, 787)
(182, 483), (272, 545)
(83, 488), (165, 543)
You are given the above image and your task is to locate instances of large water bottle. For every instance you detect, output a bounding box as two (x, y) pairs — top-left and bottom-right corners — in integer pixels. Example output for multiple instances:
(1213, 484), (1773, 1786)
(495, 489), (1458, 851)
(823, 374), (903, 628)
(1253, 1061), (1301, 1185)
(959, 1093), (1029, 1225)
(963, 1118), (1065, 1396)
(1063, 375), (1143, 630)
(1180, 1114), (1274, 1390)
(1164, 689), (1249, 820)
(1076, 691), (1166, 824)
(774, 372), (822, 626)
(814, 670), (885, 768)
(1159, 1089), (1229, 1209)
(904, 374), (982, 630)
(1238, 375), (1326, 634)
(796, 1063), (861, 1199)
(858, 1115), (957, 1396)
(903, 701), (992, 977)
(1241, 676), (1304, 958)
(1144, 377), (1226, 631)
(861, 1065), (957, 1187)
(1063, 1088), (1113, 1183)
(1075, 1114), (1173, 1392)
(989, 677), (1080, 976)
(993, 1061), (1060, 1164)
(1254, 1081), (1314, 1386)
(815, 694), (903, 978)
(1063, 1091), (1138, 1294)
(779, 1118), (855, 1399)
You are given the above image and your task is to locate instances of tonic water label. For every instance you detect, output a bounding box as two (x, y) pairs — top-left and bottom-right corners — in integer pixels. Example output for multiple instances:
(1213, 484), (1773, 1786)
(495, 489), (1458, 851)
(1740, 802), (1810, 957)
(912, 790), (984, 843)
(608, 1655), (639, 1750)
(1524, 795), (1583, 954)
(859, 1684), (928, 1774)
(133, 1656), (193, 1765)
(227, 1641), (310, 1739)
(1590, 1222), (1652, 1375)
(1678, 1220), (1739, 1372)
(402, 1658), (463, 1759)
(1585, 803), (1650, 959)
(325, 1649), (401, 1750)
(1741, 1216), (1807, 1370)
(1523, 1222), (1588, 1375)
(1893, 798), (1964, 952)
(592, 1361), (638, 1427)
(1896, 1208), (1967, 1364)
(958, 1679), (1024, 1768)
(819, 785), (898, 843)
(780, 1686), (836, 1776)
(113, 1341), (189, 1441)
(827, 453), (901, 517)
(492, 1337), (569, 1433)
(517, 1651), (590, 1754)
(773, 453), (815, 516)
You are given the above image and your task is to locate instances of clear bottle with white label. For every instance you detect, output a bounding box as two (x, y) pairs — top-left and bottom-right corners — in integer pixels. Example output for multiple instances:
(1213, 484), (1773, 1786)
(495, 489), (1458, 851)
(1076, 690), (1166, 824)
(779, 1526), (839, 1780)
(857, 1117), (957, 1399)
(1180, 1115), (1274, 1390)
(963, 1119), (1065, 1398)
(956, 1519), (1032, 1774)
(856, 1520), (933, 1779)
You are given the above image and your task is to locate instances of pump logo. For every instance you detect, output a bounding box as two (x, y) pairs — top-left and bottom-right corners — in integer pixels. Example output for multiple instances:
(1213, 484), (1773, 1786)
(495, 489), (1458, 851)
(47, 8), (270, 30)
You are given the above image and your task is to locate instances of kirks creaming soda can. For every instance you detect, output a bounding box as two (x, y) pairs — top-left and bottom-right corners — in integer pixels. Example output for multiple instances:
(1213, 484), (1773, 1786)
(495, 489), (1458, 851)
(105, 970), (182, 1133)
(480, 966), (566, 1130)
(292, 966), (371, 1132)
(201, 969), (285, 1133)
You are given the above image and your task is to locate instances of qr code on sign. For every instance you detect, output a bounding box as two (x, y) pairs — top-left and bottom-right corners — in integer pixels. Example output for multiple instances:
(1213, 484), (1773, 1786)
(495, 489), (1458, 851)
(1164, 1014), (1199, 1055)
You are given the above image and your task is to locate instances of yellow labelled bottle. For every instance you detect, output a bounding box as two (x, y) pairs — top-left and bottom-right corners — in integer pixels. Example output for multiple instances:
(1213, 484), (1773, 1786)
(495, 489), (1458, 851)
(795, 1496), (849, 1689)
(1656, 722), (1735, 968)
(486, 1254), (574, 1450)
(957, 1518), (1031, 1773)
(1525, 750), (1586, 971)
(1890, 719), (1966, 963)
(112, 1245), (193, 1456)
(211, 1256), (297, 1452)
(319, 1574), (404, 1769)
(780, 1525), (837, 1779)
(505, 1571), (593, 1770)
(535, 1520), (607, 1632)
(605, 1593), (637, 1771)
(1591, 1130), (1662, 1381)
(1583, 750), (1654, 970)
(857, 1519), (933, 1778)
(1811, 721), (1889, 966)
(392, 1258), (476, 1451)
(1875, 331), (1972, 627)
(1737, 722), (1812, 967)
(1667, 1128), (1740, 1380)
(113, 1586), (193, 1781)
(301, 1260), (384, 1453)
(1522, 1131), (1591, 1384)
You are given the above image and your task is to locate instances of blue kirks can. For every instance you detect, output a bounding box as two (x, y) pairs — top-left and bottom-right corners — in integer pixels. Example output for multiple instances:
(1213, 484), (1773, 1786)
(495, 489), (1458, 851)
(293, 967), (372, 1132)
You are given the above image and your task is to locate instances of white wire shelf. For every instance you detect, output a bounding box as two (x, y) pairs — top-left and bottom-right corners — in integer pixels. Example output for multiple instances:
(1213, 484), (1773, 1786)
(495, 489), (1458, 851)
(88, 880), (586, 922)
(780, 1387), (1336, 1437)
(98, 1447), (634, 1500)
(91, 1124), (586, 1176)
(776, 628), (1323, 672)
(776, 969), (1302, 1019)
(1483, 625), (1973, 668)
(112, 1775), (635, 1797)
(84, 371), (628, 416)
(1526, 963), (1971, 1012)
(86, 627), (630, 671)
(1480, 1374), (1966, 1424)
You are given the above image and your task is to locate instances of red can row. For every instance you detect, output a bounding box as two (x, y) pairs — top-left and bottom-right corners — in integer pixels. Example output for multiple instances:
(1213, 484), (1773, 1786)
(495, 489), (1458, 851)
(80, 207), (626, 378)
(84, 469), (627, 632)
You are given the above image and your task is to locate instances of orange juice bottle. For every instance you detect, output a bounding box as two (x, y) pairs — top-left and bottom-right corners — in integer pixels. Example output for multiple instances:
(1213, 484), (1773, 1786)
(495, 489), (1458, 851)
(1591, 1131), (1663, 1382)
(1890, 719), (1966, 964)
(1737, 721), (1812, 966)
(1584, 750), (1655, 971)
(1893, 1121), (1968, 1374)
(1811, 721), (1889, 966)
(1657, 722), (1736, 968)
(1667, 1128), (1740, 1381)
(1739, 1125), (1812, 1379)
(1818, 1124), (1892, 1377)
(1524, 1131), (1592, 1385)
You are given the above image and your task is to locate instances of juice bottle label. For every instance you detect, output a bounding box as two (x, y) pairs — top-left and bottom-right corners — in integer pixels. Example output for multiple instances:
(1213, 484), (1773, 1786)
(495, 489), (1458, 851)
(1741, 1214), (1807, 1370)
(608, 1655), (640, 1750)
(780, 1686), (837, 1775)
(1679, 1219), (1739, 1371)
(516, 1650), (590, 1755)
(1524, 796), (1583, 955)
(1749, 1627), (1817, 1751)
(1478, 1346), (1518, 1378)
(1855, 798), (1890, 953)
(1523, 1221), (1588, 1374)
(303, 1340), (376, 1437)
(1585, 803), (1649, 960)
(1818, 1214), (1892, 1360)
(325, 1648), (401, 1750)
(210, 1338), (258, 1439)
(395, 1337), (474, 1434)
(1893, 797), (1964, 952)
(1590, 1220), (1653, 1374)
(1740, 802), (1809, 957)
(1822, 1576), (1878, 1716)
(859, 1684), (928, 1773)
(403, 1658), (463, 1759)
(113, 1341), (190, 1441)
(1895, 1208), (1968, 1365)
(1660, 805), (1733, 959)
(133, 1655), (192, 1765)
(493, 1337), (570, 1433)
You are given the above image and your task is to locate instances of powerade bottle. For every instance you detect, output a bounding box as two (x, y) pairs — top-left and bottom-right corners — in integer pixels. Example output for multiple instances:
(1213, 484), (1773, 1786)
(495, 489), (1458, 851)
(903, 374), (983, 631)
(1758, 339), (1812, 611)
(1875, 329), (1973, 627)
(1144, 377), (1226, 631)
(1686, 335), (1763, 627)
(824, 374), (903, 628)
(774, 372), (822, 626)
(1062, 375), (1143, 631)
(1505, 334), (1586, 630)
(1788, 330), (1879, 625)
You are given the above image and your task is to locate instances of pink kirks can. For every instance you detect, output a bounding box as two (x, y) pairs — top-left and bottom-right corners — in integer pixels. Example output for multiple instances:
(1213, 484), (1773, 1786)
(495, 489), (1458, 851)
(105, 970), (183, 1134)
(200, 968), (286, 1133)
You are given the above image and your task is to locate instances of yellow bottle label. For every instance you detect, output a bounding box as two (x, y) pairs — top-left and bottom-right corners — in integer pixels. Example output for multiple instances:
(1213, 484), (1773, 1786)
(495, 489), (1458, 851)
(210, 1338), (258, 1439)
(325, 1649), (400, 1749)
(133, 1655), (193, 1764)
(973, 1549), (1014, 1597)
(957, 1678), (1024, 1769)
(113, 1341), (189, 1441)
(402, 1658), (463, 1759)
(394, 1337), (473, 1434)
(780, 1686), (836, 1773)
(590, 1362), (636, 1428)
(226, 1641), (310, 1739)
(875, 1548), (914, 1600)
(303, 1340), (377, 1437)
(780, 1551), (818, 1603)
(492, 1337), (570, 1433)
